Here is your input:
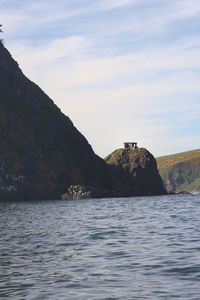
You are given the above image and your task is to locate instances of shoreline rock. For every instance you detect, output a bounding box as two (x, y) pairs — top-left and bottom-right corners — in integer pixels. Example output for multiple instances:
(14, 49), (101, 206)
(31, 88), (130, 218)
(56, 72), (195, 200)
(61, 185), (122, 200)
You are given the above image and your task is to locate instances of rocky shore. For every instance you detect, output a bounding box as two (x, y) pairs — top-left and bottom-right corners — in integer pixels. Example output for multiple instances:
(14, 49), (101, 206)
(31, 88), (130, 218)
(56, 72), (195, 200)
(61, 185), (122, 200)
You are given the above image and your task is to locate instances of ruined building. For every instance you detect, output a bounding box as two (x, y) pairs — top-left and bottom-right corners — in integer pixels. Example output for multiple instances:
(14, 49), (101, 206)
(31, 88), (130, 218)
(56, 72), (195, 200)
(124, 142), (138, 150)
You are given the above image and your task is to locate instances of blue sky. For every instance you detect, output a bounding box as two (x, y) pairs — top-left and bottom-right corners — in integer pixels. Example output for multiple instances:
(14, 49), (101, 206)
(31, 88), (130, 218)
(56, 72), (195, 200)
(0, 0), (200, 157)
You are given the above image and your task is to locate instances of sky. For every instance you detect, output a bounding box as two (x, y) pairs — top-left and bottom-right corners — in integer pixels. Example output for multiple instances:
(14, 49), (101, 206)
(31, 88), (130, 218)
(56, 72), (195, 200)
(0, 0), (199, 158)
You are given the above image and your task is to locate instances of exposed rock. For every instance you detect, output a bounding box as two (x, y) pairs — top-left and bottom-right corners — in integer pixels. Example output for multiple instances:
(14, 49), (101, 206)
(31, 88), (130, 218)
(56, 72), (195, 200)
(167, 190), (192, 195)
(105, 148), (167, 196)
(175, 190), (192, 195)
(64, 185), (122, 200)
(61, 193), (69, 200)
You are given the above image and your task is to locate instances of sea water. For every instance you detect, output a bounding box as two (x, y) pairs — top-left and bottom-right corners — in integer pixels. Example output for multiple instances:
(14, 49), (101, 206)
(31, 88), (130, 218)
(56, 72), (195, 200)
(0, 194), (200, 299)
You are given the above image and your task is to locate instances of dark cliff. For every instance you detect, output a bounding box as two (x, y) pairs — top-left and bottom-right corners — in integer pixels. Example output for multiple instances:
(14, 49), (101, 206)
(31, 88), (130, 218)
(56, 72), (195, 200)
(105, 148), (167, 196)
(0, 42), (114, 200)
(0, 42), (166, 200)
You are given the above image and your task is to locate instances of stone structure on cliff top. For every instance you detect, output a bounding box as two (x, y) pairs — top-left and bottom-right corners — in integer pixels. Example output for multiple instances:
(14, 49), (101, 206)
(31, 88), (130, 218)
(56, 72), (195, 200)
(124, 142), (138, 149)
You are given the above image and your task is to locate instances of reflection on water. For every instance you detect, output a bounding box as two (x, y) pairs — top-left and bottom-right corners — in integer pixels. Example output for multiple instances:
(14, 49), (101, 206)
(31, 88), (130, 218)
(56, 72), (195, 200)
(0, 194), (200, 299)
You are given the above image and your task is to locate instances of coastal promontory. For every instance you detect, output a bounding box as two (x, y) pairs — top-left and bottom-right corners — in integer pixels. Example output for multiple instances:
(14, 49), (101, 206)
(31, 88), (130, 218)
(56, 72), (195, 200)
(0, 42), (166, 200)
(105, 146), (167, 197)
(0, 41), (116, 200)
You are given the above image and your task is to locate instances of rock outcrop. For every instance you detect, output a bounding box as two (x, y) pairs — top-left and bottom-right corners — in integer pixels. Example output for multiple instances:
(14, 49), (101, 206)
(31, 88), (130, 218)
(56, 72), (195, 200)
(61, 185), (121, 200)
(105, 148), (167, 196)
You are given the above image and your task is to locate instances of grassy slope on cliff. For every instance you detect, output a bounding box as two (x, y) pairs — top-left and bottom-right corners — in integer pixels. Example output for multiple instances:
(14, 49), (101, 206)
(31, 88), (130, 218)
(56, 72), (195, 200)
(156, 149), (200, 191)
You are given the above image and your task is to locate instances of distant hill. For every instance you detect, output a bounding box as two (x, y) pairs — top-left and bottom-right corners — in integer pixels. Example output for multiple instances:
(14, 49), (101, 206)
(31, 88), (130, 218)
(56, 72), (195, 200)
(156, 149), (200, 192)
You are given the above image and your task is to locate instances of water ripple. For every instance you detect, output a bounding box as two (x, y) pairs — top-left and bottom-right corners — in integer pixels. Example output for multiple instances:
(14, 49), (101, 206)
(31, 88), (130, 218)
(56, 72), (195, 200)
(0, 194), (200, 299)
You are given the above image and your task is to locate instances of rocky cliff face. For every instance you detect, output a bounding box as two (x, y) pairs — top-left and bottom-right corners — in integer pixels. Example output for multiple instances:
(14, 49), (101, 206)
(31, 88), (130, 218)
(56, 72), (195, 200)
(105, 148), (167, 196)
(0, 42), (166, 200)
(157, 149), (200, 192)
(0, 42), (115, 200)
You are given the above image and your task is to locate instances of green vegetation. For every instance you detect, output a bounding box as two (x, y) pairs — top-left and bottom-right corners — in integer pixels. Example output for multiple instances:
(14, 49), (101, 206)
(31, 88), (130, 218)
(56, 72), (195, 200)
(105, 148), (148, 167)
(156, 149), (200, 191)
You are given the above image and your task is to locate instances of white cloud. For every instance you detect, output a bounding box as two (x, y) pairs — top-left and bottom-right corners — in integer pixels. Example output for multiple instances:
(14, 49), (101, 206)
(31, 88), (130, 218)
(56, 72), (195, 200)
(107, 0), (200, 38)
(97, 0), (138, 10)
(0, 0), (139, 34)
(0, 12), (28, 33)
(1, 0), (200, 157)
(9, 36), (88, 66)
(12, 34), (200, 90)
(1, 0), (200, 45)
(7, 32), (200, 157)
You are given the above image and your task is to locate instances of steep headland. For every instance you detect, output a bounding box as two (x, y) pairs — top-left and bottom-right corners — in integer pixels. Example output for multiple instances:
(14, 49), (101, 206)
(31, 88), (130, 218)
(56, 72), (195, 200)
(157, 149), (200, 192)
(105, 148), (167, 196)
(0, 42), (166, 200)
(0, 42), (115, 200)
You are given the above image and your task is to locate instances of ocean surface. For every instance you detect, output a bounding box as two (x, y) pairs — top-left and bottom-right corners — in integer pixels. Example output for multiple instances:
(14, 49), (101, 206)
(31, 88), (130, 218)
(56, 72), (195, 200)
(1, 194), (200, 300)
